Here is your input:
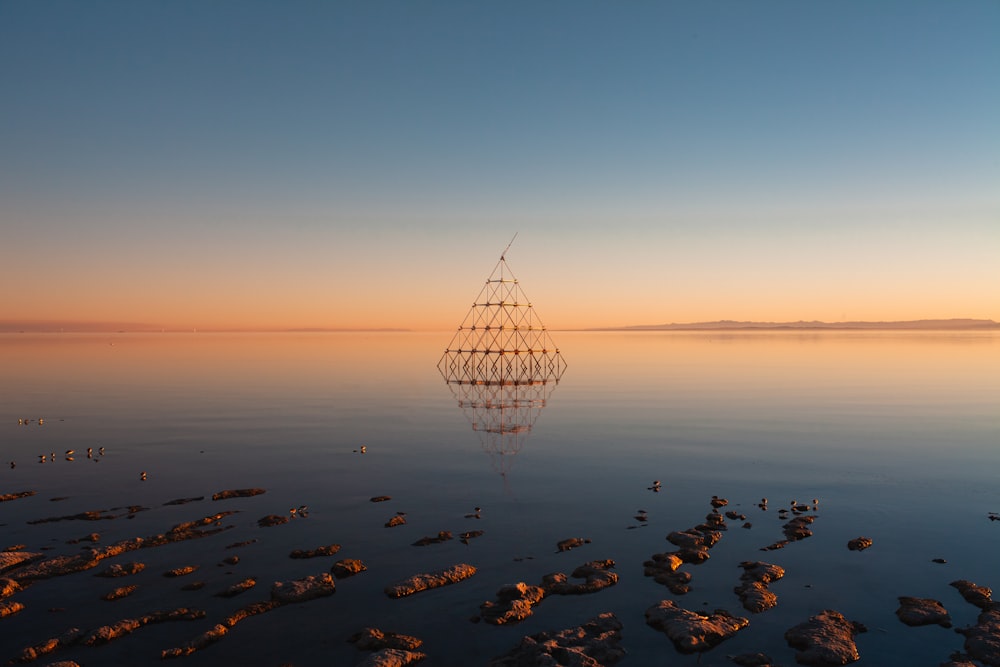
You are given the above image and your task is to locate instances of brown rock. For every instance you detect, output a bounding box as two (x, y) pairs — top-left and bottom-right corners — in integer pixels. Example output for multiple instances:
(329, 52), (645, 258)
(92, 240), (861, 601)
(211, 488), (266, 500)
(412, 531), (453, 546)
(257, 514), (290, 527)
(95, 561), (145, 578)
(1, 577), (21, 598)
(215, 577), (256, 597)
(544, 560), (619, 595)
(956, 606), (1000, 666)
(0, 491), (36, 502)
(349, 627), (423, 651)
(385, 514), (406, 528)
(290, 544), (342, 558)
(370, 495), (392, 502)
(271, 573), (336, 604)
(102, 585), (138, 601)
(847, 537), (873, 552)
(645, 600), (749, 653)
(556, 537), (591, 552)
(0, 600), (25, 617)
(164, 565), (198, 577)
(785, 609), (865, 665)
(896, 596), (952, 627)
(489, 612), (625, 666)
(385, 563), (476, 598)
(951, 580), (994, 609)
(736, 561), (786, 613)
(332, 558), (368, 578)
(0, 551), (44, 575)
(480, 582), (547, 625)
(356, 648), (428, 667)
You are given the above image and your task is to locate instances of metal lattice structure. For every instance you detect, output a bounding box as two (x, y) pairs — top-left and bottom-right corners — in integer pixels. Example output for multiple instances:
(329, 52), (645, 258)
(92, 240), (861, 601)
(438, 251), (566, 476)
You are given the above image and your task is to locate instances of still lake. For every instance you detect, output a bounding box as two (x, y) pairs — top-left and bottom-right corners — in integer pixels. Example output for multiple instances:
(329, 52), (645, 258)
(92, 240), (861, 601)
(2, 330), (998, 665)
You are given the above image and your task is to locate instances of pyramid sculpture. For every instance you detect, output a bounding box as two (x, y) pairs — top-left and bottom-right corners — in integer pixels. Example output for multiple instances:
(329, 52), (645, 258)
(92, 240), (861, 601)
(438, 252), (566, 477)
(438, 254), (566, 387)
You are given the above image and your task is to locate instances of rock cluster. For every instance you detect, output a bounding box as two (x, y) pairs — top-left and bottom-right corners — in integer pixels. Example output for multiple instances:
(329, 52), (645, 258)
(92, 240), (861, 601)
(489, 612), (625, 666)
(644, 599), (749, 653)
(784, 609), (866, 665)
(479, 560), (619, 625)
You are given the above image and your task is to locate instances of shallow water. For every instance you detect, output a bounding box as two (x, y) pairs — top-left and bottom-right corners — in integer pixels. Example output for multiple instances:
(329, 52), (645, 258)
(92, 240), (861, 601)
(1, 330), (998, 665)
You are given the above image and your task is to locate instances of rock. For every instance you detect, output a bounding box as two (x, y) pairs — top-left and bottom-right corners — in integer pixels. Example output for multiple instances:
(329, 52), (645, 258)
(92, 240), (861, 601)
(480, 582), (547, 625)
(544, 560), (618, 595)
(271, 573), (336, 603)
(290, 544), (342, 558)
(332, 559), (368, 579)
(356, 648), (428, 667)
(0, 551), (44, 574)
(385, 515), (406, 528)
(1, 577), (21, 598)
(556, 537), (591, 552)
(211, 488), (266, 500)
(896, 596), (951, 627)
(644, 553), (691, 593)
(221, 600), (282, 628)
(164, 565), (198, 577)
(348, 627), (423, 651)
(181, 581), (206, 591)
(489, 612), (625, 666)
(951, 580), (994, 609)
(370, 496), (392, 503)
(95, 561), (145, 578)
(459, 530), (484, 543)
(0, 491), (36, 502)
(215, 577), (256, 597)
(81, 608), (205, 646)
(412, 531), (452, 546)
(847, 537), (873, 552)
(257, 514), (290, 527)
(785, 609), (865, 665)
(956, 606), (1000, 666)
(645, 600), (749, 653)
(711, 495), (729, 508)
(385, 563), (476, 598)
(221, 555), (239, 565)
(102, 585), (138, 601)
(163, 496), (205, 505)
(736, 561), (786, 613)
(0, 599), (25, 617)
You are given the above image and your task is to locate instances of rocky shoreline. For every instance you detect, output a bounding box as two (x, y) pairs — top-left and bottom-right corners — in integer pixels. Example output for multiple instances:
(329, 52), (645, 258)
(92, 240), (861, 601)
(1, 481), (998, 666)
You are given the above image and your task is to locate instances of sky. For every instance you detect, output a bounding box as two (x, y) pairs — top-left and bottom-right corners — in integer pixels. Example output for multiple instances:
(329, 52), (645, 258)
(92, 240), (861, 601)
(2, 1), (998, 331)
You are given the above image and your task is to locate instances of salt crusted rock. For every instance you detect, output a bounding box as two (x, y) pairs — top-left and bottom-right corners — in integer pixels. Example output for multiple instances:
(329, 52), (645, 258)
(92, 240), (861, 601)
(645, 600), (749, 653)
(489, 612), (625, 666)
(896, 596), (951, 627)
(270, 573), (336, 603)
(847, 537), (873, 552)
(784, 609), (866, 665)
(385, 563), (476, 598)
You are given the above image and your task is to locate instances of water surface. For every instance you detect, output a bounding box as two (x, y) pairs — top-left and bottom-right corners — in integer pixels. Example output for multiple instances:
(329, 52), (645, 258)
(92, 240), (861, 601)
(2, 331), (998, 665)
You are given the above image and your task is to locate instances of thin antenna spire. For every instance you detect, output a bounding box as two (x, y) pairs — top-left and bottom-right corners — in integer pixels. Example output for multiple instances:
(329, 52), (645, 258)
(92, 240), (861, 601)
(500, 232), (518, 260)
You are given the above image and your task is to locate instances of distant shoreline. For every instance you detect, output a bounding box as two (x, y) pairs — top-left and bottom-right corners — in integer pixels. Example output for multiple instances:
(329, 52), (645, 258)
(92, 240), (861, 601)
(582, 319), (1000, 332)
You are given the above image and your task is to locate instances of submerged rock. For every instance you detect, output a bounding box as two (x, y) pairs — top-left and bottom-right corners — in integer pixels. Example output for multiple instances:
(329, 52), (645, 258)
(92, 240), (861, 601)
(349, 627), (423, 651)
(356, 648), (428, 667)
(896, 596), (951, 627)
(271, 573), (336, 604)
(951, 580), (994, 609)
(332, 559), (368, 578)
(257, 514), (290, 528)
(736, 561), (786, 613)
(785, 609), (866, 665)
(215, 577), (256, 598)
(95, 561), (145, 578)
(645, 600), (749, 653)
(955, 605), (1000, 666)
(556, 537), (591, 552)
(847, 537), (873, 552)
(412, 531), (453, 546)
(385, 564), (476, 598)
(489, 612), (625, 666)
(290, 544), (342, 558)
(211, 488), (266, 500)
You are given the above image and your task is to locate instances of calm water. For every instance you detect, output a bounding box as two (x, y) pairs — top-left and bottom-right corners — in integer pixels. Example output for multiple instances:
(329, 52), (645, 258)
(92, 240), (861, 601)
(2, 331), (998, 666)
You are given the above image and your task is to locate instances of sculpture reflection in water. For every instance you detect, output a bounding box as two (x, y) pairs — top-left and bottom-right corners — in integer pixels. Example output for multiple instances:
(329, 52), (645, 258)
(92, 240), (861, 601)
(438, 250), (566, 479)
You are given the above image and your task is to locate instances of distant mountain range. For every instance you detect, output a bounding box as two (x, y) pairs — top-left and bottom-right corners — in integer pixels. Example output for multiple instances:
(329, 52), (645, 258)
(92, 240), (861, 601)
(594, 319), (1000, 331)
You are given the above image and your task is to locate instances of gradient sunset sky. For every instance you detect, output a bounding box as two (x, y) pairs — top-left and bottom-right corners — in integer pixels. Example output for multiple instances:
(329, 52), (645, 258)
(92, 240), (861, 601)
(2, 1), (997, 331)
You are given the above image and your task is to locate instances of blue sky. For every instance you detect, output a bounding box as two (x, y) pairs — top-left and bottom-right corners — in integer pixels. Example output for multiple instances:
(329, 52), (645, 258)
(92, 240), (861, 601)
(2, 1), (997, 330)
